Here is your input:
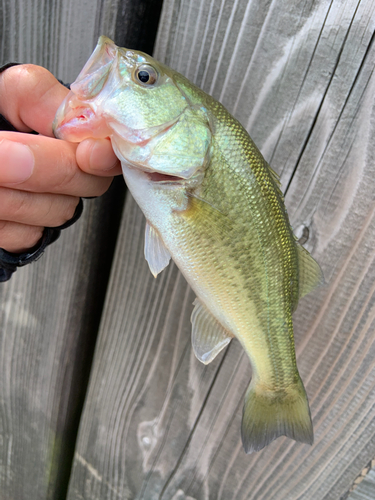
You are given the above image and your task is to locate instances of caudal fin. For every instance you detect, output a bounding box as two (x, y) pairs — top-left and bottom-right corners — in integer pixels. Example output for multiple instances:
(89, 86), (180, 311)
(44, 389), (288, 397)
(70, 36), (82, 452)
(241, 376), (313, 453)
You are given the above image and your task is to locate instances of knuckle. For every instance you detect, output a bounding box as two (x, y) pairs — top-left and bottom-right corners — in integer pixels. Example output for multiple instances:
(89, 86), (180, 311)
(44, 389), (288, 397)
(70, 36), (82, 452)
(9, 193), (29, 219)
(58, 197), (79, 226)
(3, 65), (42, 98)
(25, 226), (44, 247)
(0, 189), (34, 223)
(6, 64), (51, 90)
(0, 64), (57, 127)
(92, 178), (113, 197)
(42, 196), (54, 220)
(43, 196), (79, 227)
(0, 221), (43, 253)
(1, 64), (59, 116)
(54, 153), (78, 192)
(66, 198), (80, 220)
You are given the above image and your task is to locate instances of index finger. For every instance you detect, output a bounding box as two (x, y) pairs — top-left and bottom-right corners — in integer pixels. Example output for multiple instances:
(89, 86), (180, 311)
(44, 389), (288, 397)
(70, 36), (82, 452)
(0, 132), (112, 197)
(0, 64), (69, 137)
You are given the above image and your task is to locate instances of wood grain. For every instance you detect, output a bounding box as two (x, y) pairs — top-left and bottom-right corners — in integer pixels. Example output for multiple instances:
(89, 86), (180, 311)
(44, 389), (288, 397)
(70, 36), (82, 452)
(346, 461), (375, 500)
(0, 1), (122, 498)
(66, 0), (375, 499)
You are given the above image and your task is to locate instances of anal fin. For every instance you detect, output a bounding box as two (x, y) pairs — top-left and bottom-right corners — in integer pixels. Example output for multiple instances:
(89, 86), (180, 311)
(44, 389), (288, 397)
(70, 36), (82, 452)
(191, 298), (232, 364)
(144, 221), (171, 278)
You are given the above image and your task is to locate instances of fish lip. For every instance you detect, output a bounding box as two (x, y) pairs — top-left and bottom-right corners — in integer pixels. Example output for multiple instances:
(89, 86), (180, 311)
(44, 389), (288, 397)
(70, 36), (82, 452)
(53, 89), (96, 138)
(59, 105), (95, 127)
(53, 95), (112, 141)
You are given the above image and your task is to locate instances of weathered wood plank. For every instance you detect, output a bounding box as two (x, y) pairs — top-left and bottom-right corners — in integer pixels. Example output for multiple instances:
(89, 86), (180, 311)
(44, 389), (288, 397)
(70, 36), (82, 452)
(67, 0), (375, 499)
(0, 192), (120, 500)
(0, 1), (123, 498)
(347, 462), (375, 500)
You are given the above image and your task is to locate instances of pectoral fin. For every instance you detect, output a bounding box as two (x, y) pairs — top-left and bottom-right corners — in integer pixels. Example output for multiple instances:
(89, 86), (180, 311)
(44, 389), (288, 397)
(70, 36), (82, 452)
(144, 222), (171, 277)
(191, 298), (232, 364)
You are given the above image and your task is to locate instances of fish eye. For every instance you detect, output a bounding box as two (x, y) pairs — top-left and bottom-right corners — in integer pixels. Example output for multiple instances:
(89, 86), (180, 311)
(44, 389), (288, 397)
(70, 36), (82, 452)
(135, 65), (158, 86)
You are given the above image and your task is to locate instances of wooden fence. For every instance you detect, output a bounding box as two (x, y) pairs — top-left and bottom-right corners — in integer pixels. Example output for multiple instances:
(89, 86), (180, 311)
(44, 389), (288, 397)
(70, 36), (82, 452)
(1, 0), (375, 498)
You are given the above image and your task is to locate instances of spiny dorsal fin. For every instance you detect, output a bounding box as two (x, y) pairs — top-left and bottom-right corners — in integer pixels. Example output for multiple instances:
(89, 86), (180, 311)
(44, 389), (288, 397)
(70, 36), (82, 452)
(144, 221), (171, 278)
(268, 164), (282, 188)
(264, 161), (286, 203)
(191, 298), (233, 364)
(297, 242), (324, 300)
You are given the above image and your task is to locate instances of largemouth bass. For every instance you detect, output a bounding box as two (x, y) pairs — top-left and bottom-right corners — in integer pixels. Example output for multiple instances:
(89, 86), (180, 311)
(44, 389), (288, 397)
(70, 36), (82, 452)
(53, 36), (323, 453)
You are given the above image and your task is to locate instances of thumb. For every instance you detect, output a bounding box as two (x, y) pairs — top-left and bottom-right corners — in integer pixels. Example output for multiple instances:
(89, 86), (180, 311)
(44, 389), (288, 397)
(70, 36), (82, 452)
(76, 138), (122, 176)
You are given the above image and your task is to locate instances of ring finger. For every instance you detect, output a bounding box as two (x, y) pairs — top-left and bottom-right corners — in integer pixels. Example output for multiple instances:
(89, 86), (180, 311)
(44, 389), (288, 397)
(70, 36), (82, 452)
(0, 220), (44, 253)
(0, 187), (80, 228)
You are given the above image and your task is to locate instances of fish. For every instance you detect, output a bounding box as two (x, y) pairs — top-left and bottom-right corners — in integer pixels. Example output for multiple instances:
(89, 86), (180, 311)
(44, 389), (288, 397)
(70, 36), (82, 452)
(53, 36), (323, 453)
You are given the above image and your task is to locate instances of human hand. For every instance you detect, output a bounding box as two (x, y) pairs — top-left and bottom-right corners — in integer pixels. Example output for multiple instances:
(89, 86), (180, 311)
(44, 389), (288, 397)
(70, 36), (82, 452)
(0, 64), (122, 253)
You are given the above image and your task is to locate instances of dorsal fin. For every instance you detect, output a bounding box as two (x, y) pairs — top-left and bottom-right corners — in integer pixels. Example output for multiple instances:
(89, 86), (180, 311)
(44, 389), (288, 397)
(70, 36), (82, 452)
(265, 161), (286, 203)
(268, 164), (282, 188)
(297, 242), (324, 300)
(191, 298), (233, 364)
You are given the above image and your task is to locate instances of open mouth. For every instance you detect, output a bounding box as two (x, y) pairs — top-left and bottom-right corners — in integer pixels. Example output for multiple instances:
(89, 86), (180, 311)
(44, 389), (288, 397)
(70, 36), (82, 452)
(53, 94), (112, 141)
(60, 106), (95, 127)
(147, 172), (184, 182)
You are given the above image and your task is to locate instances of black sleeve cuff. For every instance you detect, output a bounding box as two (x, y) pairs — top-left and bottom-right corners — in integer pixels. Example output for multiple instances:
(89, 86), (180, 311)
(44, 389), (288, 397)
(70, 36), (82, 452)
(0, 228), (60, 282)
(0, 198), (84, 282)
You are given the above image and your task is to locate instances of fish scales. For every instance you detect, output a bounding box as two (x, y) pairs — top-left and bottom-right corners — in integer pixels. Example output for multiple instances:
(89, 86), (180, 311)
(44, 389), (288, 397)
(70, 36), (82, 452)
(190, 98), (298, 386)
(53, 36), (323, 453)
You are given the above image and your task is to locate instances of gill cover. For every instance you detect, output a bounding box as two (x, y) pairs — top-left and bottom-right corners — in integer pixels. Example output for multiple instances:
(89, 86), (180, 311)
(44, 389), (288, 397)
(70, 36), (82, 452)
(114, 106), (212, 179)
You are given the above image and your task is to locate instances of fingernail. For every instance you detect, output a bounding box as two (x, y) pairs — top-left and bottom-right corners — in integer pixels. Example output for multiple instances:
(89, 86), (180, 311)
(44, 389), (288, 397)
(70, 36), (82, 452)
(0, 139), (35, 184)
(89, 138), (119, 171)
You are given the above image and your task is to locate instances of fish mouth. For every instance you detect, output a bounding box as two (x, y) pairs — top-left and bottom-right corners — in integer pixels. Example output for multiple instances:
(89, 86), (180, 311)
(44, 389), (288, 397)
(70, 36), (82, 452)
(53, 93), (111, 142)
(59, 106), (95, 127)
(147, 172), (185, 183)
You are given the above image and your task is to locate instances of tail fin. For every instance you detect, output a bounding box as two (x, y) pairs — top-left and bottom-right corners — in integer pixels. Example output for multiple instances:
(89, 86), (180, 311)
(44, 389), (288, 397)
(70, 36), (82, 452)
(241, 376), (313, 453)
